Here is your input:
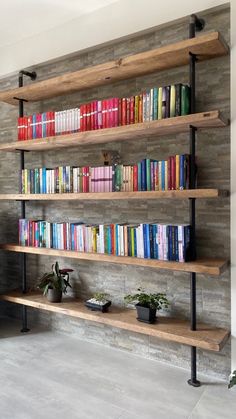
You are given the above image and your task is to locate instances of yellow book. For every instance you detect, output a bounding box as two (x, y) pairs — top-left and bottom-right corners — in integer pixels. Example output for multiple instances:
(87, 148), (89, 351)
(134, 95), (139, 123)
(170, 85), (176, 117)
(176, 155), (180, 190)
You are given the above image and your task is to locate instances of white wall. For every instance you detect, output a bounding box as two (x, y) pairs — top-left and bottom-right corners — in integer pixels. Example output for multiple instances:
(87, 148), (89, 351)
(0, 0), (234, 371)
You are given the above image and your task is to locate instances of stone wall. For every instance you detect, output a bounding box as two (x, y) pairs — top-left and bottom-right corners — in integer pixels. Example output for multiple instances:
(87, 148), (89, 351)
(0, 5), (230, 379)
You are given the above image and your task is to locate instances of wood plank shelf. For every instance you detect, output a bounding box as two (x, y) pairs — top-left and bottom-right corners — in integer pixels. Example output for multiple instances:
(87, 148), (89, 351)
(0, 32), (228, 106)
(0, 189), (229, 201)
(0, 291), (230, 351)
(0, 244), (229, 276)
(0, 111), (227, 152)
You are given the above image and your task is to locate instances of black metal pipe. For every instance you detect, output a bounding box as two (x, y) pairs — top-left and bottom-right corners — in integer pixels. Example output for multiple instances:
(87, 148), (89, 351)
(18, 72), (30, 333)
(188, 15), (201, 388)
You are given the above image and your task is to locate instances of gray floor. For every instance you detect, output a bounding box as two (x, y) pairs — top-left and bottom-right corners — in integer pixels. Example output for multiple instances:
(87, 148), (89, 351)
(0, 317), (235, 419)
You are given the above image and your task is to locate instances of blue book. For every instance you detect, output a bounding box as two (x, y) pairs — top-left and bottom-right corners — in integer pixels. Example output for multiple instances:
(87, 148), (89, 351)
(143, 224), (147, 258)
(71, 224), (74, 250)
(168, 226), (173, 261)
(141, 159), (147, 191)
(115, 224), (119, 256)
(42, 113), (47, 138)
(42, 168), (47, 193)
(32, 114), (37, 139)
(175, 226), (179, 261)
(145, 224), (150, 259)
(180, 155), (185, 190)
(161, 160), (165, 190)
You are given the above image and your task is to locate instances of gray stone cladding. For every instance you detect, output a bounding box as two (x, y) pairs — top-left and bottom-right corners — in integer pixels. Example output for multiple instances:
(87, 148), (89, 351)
(0, 5), (230, 380)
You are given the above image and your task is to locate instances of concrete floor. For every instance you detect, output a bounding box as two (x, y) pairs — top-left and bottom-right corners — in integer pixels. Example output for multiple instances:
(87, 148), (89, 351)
(0, 317), (235, 419)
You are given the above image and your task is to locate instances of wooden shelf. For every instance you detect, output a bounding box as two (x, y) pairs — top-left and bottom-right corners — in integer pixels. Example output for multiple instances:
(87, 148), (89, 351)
(0, 291), (230, 351)
(0, 244), (229, 276)
(0, 32), (228, 106)
(0, 189), (229, 201)
(0, 111), (227, 153)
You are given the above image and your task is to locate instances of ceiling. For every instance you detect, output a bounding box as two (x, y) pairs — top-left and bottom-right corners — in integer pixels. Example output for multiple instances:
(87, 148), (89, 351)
(0, 0), (118, 48)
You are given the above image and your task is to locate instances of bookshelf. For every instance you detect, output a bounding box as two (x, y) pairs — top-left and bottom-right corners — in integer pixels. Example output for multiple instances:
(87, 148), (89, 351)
(0, 31), (228, 106)
(0, 189), (228, 200)
(0, 17), (230, 387)
(0, 111), (227, 152)
(0, 291), (230, 352)
(0, 244), (228, 276)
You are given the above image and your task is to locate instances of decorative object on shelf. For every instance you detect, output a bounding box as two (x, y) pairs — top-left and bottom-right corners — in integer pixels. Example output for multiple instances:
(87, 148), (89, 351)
(228, 370), (236, 389)
(124, 288), (169, 324)
(38, 261), (73, 303)
(85, 292), (111, 312)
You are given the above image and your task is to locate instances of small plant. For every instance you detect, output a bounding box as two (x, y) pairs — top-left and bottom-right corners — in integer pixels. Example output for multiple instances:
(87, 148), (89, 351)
(124, 288), (169, 310)
(228, 370), (236, 389)
(93, 292), (110, 303)
(85, 292), (111, 312)
(38, 261), (73, 296)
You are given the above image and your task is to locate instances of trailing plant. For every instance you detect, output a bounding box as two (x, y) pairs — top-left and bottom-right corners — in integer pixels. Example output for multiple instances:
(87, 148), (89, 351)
(124, 288), (169, 310)
(38, 262), (73, 296)
(228, 370), (236, 389)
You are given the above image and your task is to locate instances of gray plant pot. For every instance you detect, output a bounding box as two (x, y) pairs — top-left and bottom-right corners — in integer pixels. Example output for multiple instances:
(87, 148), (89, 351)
(46, 288), (62, 303)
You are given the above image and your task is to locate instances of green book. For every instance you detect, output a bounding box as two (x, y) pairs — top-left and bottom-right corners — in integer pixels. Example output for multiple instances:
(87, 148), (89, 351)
(131, 227), (135, 257)
(170, 85), (176, 117)
(153, 87), (158, 120)
(181, 85), (190, 115)
(158, 87), (163, 119)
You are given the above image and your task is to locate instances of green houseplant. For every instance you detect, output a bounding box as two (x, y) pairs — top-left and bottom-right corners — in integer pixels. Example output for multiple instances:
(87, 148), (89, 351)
(124, 288), (169, 324)
(38, 261), (73, 303)
(85, 292), (111, 312)
(228, 370), (236, 389)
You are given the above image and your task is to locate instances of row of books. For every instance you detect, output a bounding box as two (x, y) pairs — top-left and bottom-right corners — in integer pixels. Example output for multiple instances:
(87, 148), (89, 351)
(17, 83), (190, 141)
(20, 155), (191, 194)
(18, 219), (191, 262)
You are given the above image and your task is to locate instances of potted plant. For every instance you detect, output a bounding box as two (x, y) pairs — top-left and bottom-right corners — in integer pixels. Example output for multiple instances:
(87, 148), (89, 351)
(228, 370), (236, 389)
(85, 292), (111, 312)
(38, 261), (73, 303)
(124, 288), (169, 324)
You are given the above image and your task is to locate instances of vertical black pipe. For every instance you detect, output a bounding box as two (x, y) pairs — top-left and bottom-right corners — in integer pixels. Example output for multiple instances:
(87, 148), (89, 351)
(188, 16), (200, 387)
(19, 73), (29, 333)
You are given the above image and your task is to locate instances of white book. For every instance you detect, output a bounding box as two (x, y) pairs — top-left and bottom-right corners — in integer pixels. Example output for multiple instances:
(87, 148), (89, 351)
(150, 88), (153, 121)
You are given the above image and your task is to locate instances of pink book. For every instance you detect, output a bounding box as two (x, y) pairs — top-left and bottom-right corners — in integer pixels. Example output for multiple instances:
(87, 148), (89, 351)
(100, 166), (104, 193)
(94, 167), (97, 193)
(108, 99), (113, 128)
(94, 101), (98, 130)
(97, 101), (102, 129)
(109, 166), (113, 191)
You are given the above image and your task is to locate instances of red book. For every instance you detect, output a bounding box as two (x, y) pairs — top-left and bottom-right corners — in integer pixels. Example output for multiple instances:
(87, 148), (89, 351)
(113, 98), (119, 127)
(168, 157), (172, 190)
(93, 101), (98, 130)
(36, 113), (42, 138)
(121, 98), (127, 125)
(90, 101), (94, 130)
(133, 165), (138, 191)
(17, 117), (22, 140)
(24, 116), (28, 140)
(111, 224), (115, 255)
(130, 97), (134, 124)
(126, 98), (130, 125)
(86, 103), (91, 131)
(27, 115), (33, 140)
(51, 111), (55, 136)
(86, 166), (90, 192)
(80, 105), (86, 131)
(118, 98), (122, 126)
